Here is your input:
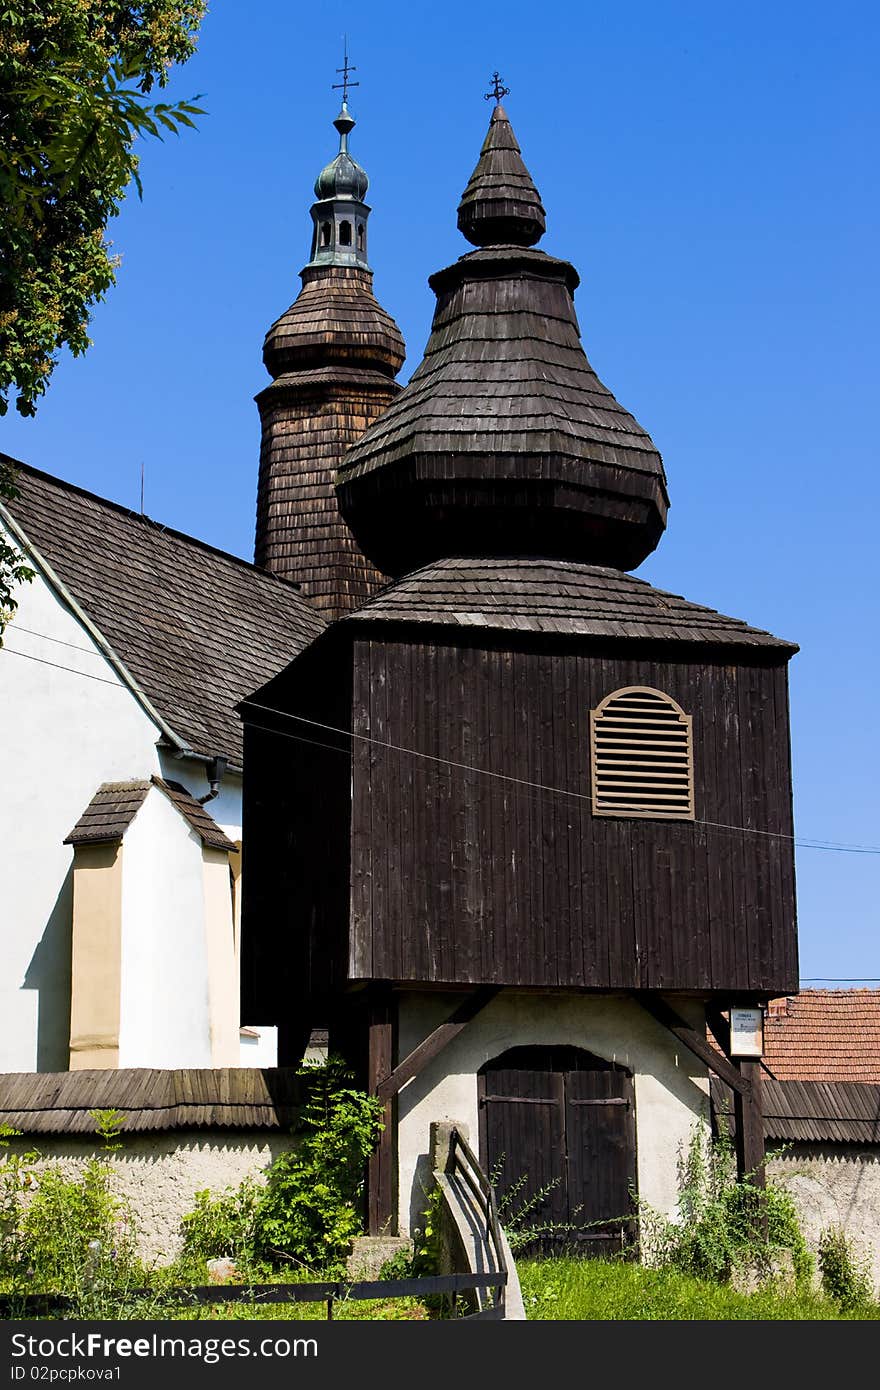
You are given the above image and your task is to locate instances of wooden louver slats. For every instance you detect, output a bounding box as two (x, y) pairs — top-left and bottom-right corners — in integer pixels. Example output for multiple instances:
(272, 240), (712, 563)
(591, 687), (694, 820)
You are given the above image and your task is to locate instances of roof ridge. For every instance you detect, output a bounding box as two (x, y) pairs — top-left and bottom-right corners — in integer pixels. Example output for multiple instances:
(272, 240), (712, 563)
(0, 452), (315, 602)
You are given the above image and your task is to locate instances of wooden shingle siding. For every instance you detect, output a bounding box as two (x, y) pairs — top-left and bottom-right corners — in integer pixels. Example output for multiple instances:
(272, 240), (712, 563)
(348, 635), (798, 993)
(0, 1068), (306, 1134)
(338, 246), (669, 575)
(255, 264), (404, 619)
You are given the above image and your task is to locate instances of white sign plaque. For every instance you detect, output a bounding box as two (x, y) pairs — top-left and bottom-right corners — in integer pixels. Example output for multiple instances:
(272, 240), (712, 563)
(730, 1007), (764, 1058)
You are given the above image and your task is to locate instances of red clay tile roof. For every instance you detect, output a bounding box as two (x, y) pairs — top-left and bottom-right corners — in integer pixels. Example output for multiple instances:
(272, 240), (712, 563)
(763, 990), (880, 1083)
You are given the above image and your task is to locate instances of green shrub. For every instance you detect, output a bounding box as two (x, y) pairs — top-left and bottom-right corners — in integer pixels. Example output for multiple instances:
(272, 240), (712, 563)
(179, 1179), (261, 1267)
(252, 1059), (382, 1271)
(0, 1119), (152, 1318)
(176, 1058), (383, 1277)
(818, 1226), (874, 1310)
(639, 1127), (813, 1287)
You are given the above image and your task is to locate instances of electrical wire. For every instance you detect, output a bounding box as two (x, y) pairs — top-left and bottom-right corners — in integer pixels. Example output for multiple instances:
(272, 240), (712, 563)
(3, 636), (878, 857)
(245, 702), (880, 857)
(0, 643), (122, 687)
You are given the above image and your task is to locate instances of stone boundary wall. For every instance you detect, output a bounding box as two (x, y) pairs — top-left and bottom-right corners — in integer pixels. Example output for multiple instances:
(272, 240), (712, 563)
(6, 1130), (295, 1265)
(769, 1145), (880, 1294)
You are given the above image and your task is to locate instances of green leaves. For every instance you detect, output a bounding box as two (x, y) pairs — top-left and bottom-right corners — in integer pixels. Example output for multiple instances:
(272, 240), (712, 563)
(0, 461), (35, 638)
(176, 1058), (385, 1278)
(0, 2), (206, 418)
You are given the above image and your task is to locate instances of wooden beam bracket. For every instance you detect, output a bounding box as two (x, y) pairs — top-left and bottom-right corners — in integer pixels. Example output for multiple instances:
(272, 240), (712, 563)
(376, 987), (500, 1104)
(632, 993), (750, 1096)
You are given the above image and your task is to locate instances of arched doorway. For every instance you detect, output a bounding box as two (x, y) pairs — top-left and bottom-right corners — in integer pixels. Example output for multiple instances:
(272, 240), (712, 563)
(478, 1045), (638, 1255)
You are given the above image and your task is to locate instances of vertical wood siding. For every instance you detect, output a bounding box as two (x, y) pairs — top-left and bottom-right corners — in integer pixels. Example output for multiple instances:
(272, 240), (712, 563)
(349, 636), (798, 993)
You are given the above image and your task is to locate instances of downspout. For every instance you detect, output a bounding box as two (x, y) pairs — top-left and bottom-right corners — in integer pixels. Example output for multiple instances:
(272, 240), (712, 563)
(198, 756), (228, 805)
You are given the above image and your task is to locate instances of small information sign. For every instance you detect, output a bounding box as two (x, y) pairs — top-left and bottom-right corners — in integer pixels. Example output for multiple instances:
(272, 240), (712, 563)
(730, 1006), (764, 1058)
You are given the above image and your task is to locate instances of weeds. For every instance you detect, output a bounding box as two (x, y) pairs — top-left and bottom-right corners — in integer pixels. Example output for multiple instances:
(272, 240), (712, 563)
(818, 1226), (874, 1311)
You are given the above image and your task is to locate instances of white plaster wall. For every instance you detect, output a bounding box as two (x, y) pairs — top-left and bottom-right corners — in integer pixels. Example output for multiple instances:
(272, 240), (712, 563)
(239, 1027), (279, 1067)
(0, 560), (162, 1072)
(119, 789), (212, 1067)
(7, 1130), (294, 1266)
(769, 1146), (880, 1295)
(396, 991), (710, 1237)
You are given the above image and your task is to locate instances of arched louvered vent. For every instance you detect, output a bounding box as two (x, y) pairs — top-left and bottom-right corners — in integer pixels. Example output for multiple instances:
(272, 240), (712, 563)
(590, 687), (694, 820)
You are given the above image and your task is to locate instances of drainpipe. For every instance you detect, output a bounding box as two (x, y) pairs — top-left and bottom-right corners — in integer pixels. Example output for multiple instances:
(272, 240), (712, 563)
(198, 756), (227, 805)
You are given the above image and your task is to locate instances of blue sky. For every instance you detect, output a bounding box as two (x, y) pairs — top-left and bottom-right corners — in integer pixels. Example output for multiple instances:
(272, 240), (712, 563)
(3, 1), (878, 984)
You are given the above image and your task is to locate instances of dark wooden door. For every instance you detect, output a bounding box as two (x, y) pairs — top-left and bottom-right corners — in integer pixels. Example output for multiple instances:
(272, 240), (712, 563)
(478, 1046), (637, 1256)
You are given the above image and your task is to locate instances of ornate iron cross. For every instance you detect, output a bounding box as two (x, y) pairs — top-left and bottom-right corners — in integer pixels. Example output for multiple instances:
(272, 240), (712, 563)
(484, 71), (510, 103)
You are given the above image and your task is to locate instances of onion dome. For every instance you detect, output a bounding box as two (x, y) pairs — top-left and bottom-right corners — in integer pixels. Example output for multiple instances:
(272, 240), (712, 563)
(337, 103), (668, 577)
(261, 98), (404, 381)
(314, 104), (369, 202)
(254, 94), (405, 617)
(457, 103), (545, 247)
(305, 100), (372, 271)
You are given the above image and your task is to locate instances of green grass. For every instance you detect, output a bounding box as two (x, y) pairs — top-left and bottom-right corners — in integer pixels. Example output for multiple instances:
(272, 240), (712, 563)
(518, 1258), (880, 1321)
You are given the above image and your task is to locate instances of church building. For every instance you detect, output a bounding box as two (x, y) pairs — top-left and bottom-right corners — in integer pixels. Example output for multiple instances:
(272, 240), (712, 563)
(240, 90), (800, 1240)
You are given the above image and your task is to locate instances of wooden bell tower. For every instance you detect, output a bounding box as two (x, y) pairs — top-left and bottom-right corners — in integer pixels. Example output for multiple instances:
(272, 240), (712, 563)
(242, 88), (796, 1238)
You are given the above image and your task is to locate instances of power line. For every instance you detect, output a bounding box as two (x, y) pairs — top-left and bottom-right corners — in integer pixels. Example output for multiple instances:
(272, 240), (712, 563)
(0, 644), (122, 688)
(9, 624), (105, 657)
(3, 637), (878, 858)
(244, 703), (880, 857)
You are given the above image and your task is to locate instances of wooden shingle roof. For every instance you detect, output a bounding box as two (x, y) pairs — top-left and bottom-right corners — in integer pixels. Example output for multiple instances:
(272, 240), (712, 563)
(262, 265), (405, 379)
(152, 778), (238, 851)
(63, 781), (151, 846)
(63, 779), (236, 852)
(345, 556), (797, 650)
(457, 103), (546, 247)
(338, 101), (671, 576)
(1, 458), (326, 769)
(0, 1069), (305, 1134)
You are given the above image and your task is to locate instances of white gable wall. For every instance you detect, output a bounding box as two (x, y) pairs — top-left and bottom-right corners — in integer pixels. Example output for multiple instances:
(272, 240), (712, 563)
(119, 789), (212, 1068)
(0, 557), (163, 1071)
(0, 538), (249, 1072)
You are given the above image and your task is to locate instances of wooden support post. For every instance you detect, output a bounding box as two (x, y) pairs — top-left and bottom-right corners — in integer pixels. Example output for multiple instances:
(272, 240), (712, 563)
(734, 1058), (765, 1189)
(367, 987), (395, 1236)
(734, 1057), (767, 1241)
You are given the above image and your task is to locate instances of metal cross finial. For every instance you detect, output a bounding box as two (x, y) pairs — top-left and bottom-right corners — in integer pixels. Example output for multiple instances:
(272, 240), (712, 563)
(333, 37), (359, 104)
(484, 71), (510, 103)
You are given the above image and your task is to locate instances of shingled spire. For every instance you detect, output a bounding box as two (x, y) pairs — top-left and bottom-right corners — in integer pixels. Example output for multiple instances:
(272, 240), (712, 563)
(337, 100), (667, 577)
(254, 94), (405, 618)
(457, 103), (546, 247)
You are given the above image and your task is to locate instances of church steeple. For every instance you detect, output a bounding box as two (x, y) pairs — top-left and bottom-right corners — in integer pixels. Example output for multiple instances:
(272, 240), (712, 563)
(254, 85), (405, 618)
(337, 95), (668, 577)
(307, 101), (372, 269)
(457, 101), (546, 247)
